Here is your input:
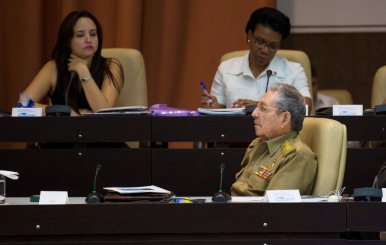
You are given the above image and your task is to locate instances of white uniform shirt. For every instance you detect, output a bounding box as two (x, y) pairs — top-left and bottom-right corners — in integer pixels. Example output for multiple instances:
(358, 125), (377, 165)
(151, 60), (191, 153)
(315, 92), (340, 110)
(211, 51), (311, 108)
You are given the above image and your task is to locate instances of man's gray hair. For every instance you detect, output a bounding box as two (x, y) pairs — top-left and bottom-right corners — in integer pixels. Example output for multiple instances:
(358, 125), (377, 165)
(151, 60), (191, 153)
(270, 83), (306, 131)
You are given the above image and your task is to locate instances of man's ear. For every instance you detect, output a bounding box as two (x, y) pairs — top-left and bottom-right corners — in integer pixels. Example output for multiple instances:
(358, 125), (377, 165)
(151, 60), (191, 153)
(281, 111), (292, 128)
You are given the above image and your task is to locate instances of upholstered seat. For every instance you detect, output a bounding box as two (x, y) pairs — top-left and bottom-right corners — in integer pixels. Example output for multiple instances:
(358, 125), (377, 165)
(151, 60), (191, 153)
(371, 65), (386, 108)
(102, 48), (148, 148)
(318, 89), (353, 104)
(299, 117), (347, 196)
(101, 48), (148, 107)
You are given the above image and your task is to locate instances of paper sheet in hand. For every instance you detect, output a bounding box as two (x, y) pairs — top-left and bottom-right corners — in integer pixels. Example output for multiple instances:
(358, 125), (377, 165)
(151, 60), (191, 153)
(197, 108), (245, 115)
(103, 185), (171, 194)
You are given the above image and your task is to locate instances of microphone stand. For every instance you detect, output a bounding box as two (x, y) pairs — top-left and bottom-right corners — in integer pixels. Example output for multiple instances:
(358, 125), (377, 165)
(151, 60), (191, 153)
(45, 72), (75, 116)
(212, 164), (231, 202)
(245, 69), (273, 114)
(85, 164), (103, 204)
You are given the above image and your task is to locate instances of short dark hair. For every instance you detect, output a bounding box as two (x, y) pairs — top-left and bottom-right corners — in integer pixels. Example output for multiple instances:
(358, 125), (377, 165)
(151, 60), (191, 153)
(245, 7), (291, 40)
(270, 83), (305, 132)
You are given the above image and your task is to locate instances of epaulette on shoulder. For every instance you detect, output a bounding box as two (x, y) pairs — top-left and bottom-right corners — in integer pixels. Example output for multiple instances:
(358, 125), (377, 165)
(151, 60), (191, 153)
(281, 140), (297, 156)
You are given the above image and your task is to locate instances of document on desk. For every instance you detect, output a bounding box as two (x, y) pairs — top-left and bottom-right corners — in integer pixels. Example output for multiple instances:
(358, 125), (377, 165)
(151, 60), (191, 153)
(103, 185), (171, 194)
(230, 196), (265, 202)
(97, 106), (148, 113)
(197, 108), (246, 115)
(84, 106), (149, 115)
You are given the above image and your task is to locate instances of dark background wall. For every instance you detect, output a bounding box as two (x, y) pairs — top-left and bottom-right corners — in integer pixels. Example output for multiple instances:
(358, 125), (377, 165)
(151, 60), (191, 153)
(281, 33), (386, 109)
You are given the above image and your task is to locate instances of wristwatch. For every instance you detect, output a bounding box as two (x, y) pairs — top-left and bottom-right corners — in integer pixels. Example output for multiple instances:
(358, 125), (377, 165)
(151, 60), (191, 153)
(81, 76), (91, 83)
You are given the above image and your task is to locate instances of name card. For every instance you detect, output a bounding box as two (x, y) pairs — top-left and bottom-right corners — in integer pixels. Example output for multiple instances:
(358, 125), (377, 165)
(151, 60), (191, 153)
(333, 105), (363, 116)
(305, 105), (308, 116)
(264, 189), (301, 202)
(39, 191), (69, 205)
(12, 107), (42, 117)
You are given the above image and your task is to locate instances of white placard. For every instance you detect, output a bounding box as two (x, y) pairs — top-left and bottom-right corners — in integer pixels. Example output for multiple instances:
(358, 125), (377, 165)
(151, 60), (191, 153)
(305, 104), (308, 116)
(333, 105), (363, 116)
(12, 107), (42, 117)
(264, 190), (302, 202)
(39, 191), (69, 205)
(382, 188), (386, 202)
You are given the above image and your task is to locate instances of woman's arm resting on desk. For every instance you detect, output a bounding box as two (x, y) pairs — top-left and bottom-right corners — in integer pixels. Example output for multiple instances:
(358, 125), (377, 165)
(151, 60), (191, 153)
(24, 61), (57, 104)
(69, 55), (123, 112)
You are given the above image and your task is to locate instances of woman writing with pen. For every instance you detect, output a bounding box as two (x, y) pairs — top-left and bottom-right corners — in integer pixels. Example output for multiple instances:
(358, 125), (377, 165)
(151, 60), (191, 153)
(200, 7), (311, 110)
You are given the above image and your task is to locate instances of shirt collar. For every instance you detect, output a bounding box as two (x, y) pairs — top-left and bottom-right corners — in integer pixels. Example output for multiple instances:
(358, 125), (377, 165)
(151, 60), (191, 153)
(225, 52), (287, 79)
(224, 51), (253, 77)
(266, 131), (298, 156)
(265, 55), (286, 79)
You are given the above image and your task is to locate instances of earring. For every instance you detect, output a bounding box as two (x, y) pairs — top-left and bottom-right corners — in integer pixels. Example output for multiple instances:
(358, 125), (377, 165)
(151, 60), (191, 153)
(247, 39), (250, 43)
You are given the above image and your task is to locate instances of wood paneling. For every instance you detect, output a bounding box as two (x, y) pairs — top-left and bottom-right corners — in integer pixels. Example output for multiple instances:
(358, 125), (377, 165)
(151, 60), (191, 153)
(281, 33), (386, 108)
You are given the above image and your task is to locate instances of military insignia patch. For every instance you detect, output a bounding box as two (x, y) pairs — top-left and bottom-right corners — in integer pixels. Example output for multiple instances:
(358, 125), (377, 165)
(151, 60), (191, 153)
(255, 165), (272, 179)
(282, 140), (296, 156)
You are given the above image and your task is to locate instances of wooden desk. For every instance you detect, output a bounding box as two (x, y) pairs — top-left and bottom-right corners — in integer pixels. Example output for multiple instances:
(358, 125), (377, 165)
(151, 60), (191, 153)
(0, 115), (151, 142)
(0, 115), (152, 196)
(1, 115), (385, 196)
(152, 115), (386, 141)
(0, 198), (346, 244)
(347, 201), (386, 243)
(151, 115), (386, 195)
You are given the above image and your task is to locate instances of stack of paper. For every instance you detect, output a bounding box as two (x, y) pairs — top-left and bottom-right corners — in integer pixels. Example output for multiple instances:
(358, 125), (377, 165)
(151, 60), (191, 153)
(103, 185), (171, 194)
(95, 106), (148, 115)
(197, 108), (245, 115)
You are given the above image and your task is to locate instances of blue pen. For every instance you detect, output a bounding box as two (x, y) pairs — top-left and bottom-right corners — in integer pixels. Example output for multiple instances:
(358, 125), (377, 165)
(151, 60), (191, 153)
(200, 81), (212, 101)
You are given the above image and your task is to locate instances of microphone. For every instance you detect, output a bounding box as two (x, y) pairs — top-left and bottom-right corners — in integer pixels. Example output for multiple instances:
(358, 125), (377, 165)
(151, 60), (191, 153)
(265, 69), (273, 93)
(212, 163), (232, 202)
(245, 69), (273, 114)
(352, 161), (386, 201)
(85, 164), (103, 204)
(45, 71), (75, 116)
(65, 71), (77, 106)
(372, 161), (386, 188)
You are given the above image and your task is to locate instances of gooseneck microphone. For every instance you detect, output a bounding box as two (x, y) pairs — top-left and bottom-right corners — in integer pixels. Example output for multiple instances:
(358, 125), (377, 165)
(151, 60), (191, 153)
(85, 164), (103, 204)
(265, 69), (273, 93)
(45, 71), (75, 116)
(352, 161), (385, 201)
(245, 69), (274, 115)
(212, 163), (232, 202)
(65, 71), (77, 106)
(372, 161), (386, 188)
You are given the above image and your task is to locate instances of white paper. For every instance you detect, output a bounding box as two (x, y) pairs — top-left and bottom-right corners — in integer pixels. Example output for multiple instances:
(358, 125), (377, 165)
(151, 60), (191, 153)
(0, 170), (19, 180)
(97, 106), (147, 113)
(103, 185), (171, 194)
(39, 191), (69, 205)
(230, 196), (265, 202)
(197, 108), (245, 115)
(333, 105), (363, 116)
(265, 190), (302, 202)
(382, 188), (386, 202)
(12, 107), (42, 117)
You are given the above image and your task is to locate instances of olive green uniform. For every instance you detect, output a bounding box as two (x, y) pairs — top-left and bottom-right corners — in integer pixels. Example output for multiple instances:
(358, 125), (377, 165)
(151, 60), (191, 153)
(231, 131), (317, 196)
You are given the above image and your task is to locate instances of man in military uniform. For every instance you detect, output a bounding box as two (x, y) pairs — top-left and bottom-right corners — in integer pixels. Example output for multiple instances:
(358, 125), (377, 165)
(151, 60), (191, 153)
(231, 83), (317, 196)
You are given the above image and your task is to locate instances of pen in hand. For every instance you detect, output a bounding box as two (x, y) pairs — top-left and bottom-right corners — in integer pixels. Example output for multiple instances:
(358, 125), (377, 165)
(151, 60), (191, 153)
(200, 81), (213, 103)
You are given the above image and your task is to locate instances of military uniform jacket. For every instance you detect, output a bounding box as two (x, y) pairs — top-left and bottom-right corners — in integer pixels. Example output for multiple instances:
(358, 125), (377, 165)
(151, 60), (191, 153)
(231, 131), (317, 196)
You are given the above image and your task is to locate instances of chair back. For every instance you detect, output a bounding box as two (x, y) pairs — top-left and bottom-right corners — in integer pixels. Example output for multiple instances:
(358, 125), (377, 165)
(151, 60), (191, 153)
(299, 117), (347, 196)
(101, 48), (148, 107)
(318, 89), (353, 104)
(371, 65), (386, 108)
(220, 49), (312, 97)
